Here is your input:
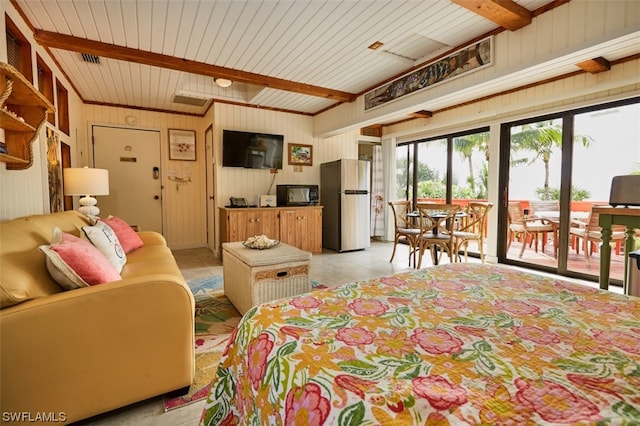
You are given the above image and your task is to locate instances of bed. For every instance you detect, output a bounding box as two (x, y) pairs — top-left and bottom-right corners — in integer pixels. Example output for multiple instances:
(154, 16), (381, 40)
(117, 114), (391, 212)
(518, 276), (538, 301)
(200, 263), (640, 425)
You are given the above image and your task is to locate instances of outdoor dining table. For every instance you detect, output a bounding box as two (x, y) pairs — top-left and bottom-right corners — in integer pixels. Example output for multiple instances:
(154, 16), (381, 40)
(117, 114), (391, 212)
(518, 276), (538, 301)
(534, 210), (590, 221)
(527, 210), (590, 258)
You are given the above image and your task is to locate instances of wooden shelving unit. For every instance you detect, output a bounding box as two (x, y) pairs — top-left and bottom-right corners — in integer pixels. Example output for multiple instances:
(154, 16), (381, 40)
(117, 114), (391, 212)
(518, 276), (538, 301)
(0, 62), (55, 170)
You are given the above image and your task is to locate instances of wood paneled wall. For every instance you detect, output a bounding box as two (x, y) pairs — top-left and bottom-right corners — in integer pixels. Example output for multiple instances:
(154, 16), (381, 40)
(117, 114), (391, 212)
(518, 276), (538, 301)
(83, 105), (207, 249)
(211, 103), (359, 253)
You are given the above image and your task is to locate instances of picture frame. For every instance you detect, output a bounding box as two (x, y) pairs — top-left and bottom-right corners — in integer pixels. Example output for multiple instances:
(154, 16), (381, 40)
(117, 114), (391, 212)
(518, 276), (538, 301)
(169, 128), (196, 161)
(288, 143), (313, 166)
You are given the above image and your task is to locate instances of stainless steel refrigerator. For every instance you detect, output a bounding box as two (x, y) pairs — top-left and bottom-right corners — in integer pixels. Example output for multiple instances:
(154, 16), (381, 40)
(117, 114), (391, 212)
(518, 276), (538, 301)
(321, 159), (371, 252)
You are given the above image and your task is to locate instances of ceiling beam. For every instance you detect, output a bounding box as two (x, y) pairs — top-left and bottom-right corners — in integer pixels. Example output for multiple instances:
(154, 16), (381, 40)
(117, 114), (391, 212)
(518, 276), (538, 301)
(576, 57), (611, 74)
(411, 110), (433, 118)
(451, 0), (532, 31)
(33, 30), (357, 103)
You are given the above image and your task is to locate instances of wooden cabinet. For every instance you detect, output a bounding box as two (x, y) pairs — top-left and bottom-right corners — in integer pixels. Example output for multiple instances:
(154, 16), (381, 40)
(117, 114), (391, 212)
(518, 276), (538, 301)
(221, 208), (280, 243)
(220, 206), (322, 253)
(0, 63), (55, 170)
(279, 207), (323, 253)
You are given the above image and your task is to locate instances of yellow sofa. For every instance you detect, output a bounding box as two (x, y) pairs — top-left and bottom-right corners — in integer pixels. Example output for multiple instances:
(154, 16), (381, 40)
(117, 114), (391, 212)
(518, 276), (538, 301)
(0, 211), (195, 424)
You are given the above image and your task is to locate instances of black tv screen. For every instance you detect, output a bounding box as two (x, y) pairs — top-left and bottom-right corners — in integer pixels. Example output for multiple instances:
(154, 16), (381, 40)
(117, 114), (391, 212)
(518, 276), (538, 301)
(222, 130), (284, 169)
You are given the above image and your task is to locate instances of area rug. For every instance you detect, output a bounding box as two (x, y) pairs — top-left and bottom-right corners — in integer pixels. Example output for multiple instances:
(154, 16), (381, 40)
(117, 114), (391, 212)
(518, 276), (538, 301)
(163, 275), (326, 411)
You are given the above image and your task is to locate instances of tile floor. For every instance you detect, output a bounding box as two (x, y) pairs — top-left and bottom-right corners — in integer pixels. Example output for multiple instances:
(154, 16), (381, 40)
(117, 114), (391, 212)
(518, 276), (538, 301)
(74, 241), (614, 425)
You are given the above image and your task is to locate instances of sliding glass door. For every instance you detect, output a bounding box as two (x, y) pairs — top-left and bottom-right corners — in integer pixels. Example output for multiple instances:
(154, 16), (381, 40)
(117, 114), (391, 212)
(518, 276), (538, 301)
(504, 117), (564, 269)
(500, 98), (639, 284)
(567, 102), (640, 281)
(395, 128), (490, 259)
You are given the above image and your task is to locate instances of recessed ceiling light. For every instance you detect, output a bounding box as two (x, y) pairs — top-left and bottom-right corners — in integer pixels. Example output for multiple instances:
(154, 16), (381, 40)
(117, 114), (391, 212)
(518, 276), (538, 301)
(368, 41), (384, 50)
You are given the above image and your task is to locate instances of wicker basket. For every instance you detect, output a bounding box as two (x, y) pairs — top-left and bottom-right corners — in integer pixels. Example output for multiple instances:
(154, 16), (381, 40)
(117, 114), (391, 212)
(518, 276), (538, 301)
(222, 242), (312, 314)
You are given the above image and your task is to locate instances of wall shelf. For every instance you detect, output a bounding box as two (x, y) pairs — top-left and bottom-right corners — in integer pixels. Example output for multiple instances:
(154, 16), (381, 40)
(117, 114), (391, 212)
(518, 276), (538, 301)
(0, 62), (55, 170)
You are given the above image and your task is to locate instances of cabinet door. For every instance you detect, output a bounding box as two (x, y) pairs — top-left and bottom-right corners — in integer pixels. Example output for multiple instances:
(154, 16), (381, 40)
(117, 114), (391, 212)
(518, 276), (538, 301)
(245, 211), (261, 237)
(294, 209), (310, 252)
(279, 209), (298, 247)
(227, 210), (252, 242)
(307, 208), (323, 253)
(257, 209), (280, 240)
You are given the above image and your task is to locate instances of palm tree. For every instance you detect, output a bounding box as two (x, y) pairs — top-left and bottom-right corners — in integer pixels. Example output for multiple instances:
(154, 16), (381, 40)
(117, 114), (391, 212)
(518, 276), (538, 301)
(453, 132), (489, 195)
(510, 121), (592, 200)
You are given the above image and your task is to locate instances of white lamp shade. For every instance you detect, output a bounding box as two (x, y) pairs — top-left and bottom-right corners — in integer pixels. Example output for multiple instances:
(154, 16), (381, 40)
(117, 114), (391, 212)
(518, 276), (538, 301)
(63, 167), (110, 196)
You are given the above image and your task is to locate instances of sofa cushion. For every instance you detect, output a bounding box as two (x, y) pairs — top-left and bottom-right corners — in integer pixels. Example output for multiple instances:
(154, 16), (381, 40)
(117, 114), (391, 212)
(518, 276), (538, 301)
(39, 228), (122, 289)
(1, 212), (92, 308)
(82, 221), (127, 273)
(102, 216), (144, 253)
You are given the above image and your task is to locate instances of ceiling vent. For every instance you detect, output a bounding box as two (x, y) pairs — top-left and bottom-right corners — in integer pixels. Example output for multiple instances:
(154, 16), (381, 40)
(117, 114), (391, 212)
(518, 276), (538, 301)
(172, 94), (208, 107)
(80, 53), (101, 64)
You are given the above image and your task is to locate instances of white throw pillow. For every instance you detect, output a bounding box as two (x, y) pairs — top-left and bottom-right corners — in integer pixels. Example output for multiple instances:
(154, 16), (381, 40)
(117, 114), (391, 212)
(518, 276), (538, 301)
(82, 221), (127, 273)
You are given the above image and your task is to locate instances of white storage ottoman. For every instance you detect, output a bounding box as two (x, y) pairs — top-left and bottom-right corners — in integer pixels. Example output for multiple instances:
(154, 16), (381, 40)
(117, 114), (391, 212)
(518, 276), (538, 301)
(222, 241), (312, 314)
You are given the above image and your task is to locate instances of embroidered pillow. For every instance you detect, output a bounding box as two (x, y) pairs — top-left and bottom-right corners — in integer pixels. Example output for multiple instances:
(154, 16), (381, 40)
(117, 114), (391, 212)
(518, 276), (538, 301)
(102, 216), (144, 253)
(39, 227), (121, 290)
(82, 221), (127, 273)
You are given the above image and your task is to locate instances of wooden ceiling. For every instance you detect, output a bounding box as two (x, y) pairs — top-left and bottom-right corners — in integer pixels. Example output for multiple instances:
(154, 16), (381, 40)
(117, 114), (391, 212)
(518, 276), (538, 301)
(12, 0), (638, 122)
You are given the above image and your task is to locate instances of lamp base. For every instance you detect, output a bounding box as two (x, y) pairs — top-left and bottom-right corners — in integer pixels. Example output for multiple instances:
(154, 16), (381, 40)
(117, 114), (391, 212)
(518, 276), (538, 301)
(78, 196), (100, 217)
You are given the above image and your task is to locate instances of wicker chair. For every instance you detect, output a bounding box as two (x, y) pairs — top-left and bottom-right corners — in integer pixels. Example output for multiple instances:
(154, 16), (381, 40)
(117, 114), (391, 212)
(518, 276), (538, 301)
(388, 200), (422, 267)
(416, 203), (461, 268)
(453, 201), (493, 263)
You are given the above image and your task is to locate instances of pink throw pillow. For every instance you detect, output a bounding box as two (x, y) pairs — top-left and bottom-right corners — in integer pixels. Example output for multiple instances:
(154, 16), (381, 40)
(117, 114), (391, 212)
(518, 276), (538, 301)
(102, 216), (144, 253)
(40, 228), (122, 289)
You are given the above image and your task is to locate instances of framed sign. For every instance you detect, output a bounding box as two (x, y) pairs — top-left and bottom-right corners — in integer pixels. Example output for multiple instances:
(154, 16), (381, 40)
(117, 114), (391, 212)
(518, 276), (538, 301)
(288, 143), (313, 166)
(169, 128), (196, 161)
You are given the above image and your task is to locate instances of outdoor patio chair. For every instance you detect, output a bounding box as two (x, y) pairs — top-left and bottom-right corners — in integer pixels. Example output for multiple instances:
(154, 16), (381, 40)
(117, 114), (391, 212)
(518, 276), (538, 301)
(507, 201), (557, 258)
(569, 204), (626, 268)
(388, 200), (421, 267)
(453, 201), (493, 263)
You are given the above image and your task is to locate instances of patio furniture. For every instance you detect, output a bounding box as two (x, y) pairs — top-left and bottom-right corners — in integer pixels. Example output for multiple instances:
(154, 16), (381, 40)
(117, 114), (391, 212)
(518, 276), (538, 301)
(569, 204), (627, 269)
(529, 200), (559, 217)
(507, 201), (557, 258)
(453, 201), (493, 263)
(592, 206), (640, 291)
(416, 203), (461, 267)
(388, 200), (421, 267)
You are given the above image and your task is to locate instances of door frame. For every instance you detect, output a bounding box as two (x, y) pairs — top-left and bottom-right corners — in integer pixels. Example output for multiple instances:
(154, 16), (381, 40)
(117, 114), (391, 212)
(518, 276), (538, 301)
(90, 124), (164, 235)
(205, 124), (216, 254)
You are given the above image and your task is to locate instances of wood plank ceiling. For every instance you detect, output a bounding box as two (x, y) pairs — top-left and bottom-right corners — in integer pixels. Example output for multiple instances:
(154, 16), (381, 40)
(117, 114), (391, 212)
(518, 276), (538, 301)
(12, 0), (639, 121)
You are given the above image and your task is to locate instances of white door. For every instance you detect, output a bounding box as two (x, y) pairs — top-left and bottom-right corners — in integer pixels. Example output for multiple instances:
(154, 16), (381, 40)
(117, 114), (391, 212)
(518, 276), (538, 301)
(205, 124), (216, 252)
(93, 126), (163, 233)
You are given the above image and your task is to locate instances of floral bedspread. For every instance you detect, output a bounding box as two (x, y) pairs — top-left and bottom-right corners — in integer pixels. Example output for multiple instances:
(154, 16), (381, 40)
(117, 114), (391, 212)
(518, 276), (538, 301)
(200, 263), (640, 425)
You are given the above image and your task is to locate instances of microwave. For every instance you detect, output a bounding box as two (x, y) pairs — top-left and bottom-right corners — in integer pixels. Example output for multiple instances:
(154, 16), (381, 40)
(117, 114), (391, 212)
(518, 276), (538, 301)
(276, 185), (319, 206)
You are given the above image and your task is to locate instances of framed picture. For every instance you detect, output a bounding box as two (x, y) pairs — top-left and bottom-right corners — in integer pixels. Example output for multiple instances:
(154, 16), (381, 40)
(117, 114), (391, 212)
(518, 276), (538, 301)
(169, 128), (196, 161)
(288, 143), (313, 166)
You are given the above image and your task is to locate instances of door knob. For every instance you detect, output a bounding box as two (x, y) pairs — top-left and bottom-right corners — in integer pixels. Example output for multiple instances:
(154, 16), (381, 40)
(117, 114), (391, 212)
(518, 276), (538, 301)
(154, 195), (160, 200)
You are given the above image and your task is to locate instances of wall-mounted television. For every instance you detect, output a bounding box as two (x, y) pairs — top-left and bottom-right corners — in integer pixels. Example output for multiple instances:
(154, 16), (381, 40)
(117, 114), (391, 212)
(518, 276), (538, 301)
(222, 130), (284, 169)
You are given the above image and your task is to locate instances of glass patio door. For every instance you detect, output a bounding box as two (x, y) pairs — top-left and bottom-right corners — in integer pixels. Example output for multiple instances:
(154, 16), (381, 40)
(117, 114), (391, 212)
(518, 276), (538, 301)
(568, 102), (639, 282)
(502, 118), (564, 271)
(500, 98), (639, 284)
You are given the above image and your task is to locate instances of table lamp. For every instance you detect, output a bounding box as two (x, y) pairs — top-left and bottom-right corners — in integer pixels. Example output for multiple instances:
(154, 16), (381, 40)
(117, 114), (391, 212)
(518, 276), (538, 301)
(63, 167), (110, 216)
